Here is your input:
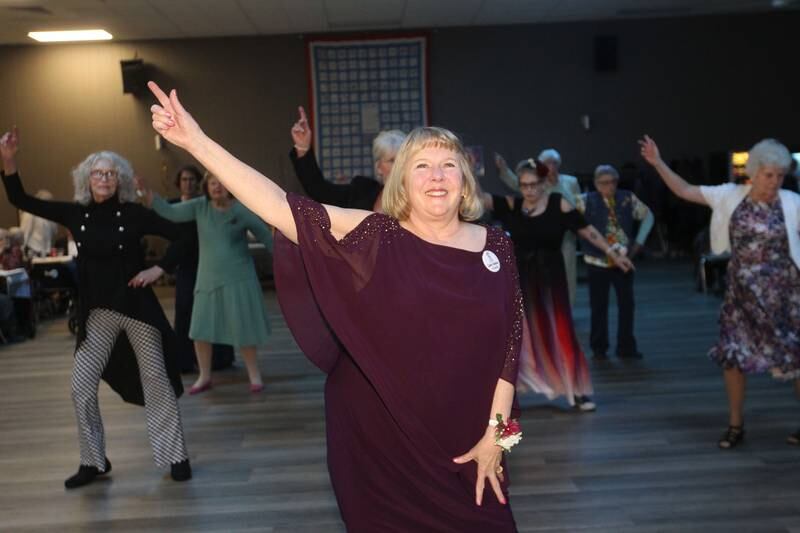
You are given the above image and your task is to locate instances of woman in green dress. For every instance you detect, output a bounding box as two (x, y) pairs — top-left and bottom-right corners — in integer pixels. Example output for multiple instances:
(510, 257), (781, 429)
(141, 172), (273, 393)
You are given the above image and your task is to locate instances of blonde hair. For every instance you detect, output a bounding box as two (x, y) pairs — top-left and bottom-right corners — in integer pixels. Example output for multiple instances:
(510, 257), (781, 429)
(382, 127), (484, 222)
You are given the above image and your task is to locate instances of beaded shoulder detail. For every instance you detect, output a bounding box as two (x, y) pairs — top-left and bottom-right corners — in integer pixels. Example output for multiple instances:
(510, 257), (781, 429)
(483, 224), (523, 382)
(485, 225), (516, 268)
(288, 193), (401, 248)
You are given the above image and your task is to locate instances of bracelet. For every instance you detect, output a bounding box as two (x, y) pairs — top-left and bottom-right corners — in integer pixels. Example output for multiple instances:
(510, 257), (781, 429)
(294, 143), (310, 152)
(490, 414), (522, 452)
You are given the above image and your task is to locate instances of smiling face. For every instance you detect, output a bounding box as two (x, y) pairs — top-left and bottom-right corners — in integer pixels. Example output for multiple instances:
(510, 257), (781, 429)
(405, 145), (464, 222)
(88, 158), (119, 203)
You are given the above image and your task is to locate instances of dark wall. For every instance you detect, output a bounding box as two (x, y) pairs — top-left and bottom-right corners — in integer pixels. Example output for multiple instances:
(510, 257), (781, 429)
(431, 12), (797, 189)
(0, 11), (797, 226)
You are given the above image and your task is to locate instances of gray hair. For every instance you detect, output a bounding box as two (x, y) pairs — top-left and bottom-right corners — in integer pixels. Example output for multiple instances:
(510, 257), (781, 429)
(538, 148), (562, 166)
(746, 138), (792, 178)
(594, 164), (620, 181)
(372, 130), (406, 173)
(71, 151), (137, 205)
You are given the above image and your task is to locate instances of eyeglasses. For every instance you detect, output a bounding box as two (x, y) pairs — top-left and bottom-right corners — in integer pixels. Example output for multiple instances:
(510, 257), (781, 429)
(594, 179), (616, 186)
(519, 182), (544, 190)
(90, 169), (119, 181)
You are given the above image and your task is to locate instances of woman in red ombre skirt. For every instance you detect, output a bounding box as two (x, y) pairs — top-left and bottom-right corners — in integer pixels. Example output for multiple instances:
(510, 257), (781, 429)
(486, 159), (632, 411)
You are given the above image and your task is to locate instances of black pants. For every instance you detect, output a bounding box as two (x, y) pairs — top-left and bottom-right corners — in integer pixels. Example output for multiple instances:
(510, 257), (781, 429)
(587, 264), (637, 356)
(174, 268), (234, 372)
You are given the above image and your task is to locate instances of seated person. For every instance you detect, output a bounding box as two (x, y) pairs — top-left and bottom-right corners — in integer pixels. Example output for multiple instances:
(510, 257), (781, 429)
(1, 227), (25, 270)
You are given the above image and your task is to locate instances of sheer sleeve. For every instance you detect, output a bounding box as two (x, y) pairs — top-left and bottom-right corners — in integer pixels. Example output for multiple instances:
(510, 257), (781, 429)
(2, 172), (76, 227)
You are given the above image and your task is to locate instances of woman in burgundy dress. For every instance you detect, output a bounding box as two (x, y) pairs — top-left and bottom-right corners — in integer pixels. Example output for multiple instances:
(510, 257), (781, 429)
(148, 82), (524, 532)
(485, 159), (632, 411)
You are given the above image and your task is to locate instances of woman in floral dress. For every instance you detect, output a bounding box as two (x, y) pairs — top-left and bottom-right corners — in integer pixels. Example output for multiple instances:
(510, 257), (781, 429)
(640, 135), (800, 449)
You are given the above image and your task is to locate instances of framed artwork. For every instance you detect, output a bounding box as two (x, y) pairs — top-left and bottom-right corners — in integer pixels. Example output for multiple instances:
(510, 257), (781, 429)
(307, 34), (429, 180)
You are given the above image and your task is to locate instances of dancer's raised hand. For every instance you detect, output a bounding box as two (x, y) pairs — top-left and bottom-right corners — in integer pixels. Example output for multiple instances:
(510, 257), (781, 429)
(0, 126), (19, 174)
(290, 106), (312, 156)
(148, 81), (203, 152)
(638, 135), (662, 167)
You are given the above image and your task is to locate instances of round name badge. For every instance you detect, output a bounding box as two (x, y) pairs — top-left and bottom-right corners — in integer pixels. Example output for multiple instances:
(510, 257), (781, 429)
(482, 250), (501, 273)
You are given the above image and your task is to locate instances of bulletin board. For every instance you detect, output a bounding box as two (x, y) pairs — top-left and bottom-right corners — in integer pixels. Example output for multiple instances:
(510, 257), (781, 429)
(307, 35), (429, 180)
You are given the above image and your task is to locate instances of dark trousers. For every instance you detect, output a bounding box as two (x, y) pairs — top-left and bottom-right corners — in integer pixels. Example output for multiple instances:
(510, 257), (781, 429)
(587, 264), (637, 356)
(174, 268), (234, 372)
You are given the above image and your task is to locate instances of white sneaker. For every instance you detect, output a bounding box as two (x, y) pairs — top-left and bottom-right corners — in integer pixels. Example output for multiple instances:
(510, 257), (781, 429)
(574, 395), (597, 412)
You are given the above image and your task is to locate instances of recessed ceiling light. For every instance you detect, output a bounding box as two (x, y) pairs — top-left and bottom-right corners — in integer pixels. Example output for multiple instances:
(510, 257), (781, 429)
(28, 30), (113, 43)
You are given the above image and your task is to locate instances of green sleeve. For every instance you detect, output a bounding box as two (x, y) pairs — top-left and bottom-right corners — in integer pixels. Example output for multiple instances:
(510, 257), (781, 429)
(151, 195), (200, 223)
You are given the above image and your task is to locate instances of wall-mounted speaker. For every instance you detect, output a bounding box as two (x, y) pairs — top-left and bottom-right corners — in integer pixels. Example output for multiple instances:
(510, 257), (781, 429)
(120, 59), (146, 95)
(593, 35), (618, 73)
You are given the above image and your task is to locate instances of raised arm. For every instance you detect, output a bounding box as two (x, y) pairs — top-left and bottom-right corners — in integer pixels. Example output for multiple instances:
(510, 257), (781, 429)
(639, 135), (707, 206)
(148, 82), (369, 244)
(289, 106), (357, 207)
(494, 153), (519, 192)
(1, 127), (75, 226)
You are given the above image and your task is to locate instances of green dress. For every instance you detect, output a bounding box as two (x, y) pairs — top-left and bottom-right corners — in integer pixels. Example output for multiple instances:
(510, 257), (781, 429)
(152, 196), (273, 347)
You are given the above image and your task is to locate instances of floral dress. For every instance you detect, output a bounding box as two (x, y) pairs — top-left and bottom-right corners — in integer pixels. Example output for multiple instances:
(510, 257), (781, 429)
(709, 196), (800, 380)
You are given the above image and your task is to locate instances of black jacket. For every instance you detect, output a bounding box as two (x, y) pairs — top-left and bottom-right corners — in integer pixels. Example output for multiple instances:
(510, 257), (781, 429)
(2, 171), (184, 405)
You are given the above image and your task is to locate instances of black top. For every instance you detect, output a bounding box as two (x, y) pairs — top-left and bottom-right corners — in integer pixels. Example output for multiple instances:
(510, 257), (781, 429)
(169, 197), (200, 272)
(289, 147), (382, 210)
(492, 193), (588, 254)
(2, 171), (184, 405)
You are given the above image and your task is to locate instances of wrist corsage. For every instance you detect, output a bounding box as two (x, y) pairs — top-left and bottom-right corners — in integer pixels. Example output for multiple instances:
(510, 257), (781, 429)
(489, 414), (522, 452)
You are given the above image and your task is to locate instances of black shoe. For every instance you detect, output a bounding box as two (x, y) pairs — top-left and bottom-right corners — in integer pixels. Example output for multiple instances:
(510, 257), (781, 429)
(64, 458), (111, 489)
(718, 425), (745, 449)
(592, 352), (608, 361)
(617, 351), (643, 359)
(787, 429), (800, 445)
(170, 459), (192, 481)
(574, 395), (597, 412)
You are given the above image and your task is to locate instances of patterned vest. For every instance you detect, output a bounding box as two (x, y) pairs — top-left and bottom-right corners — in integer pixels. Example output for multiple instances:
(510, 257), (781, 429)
(582, 190), (636, 259)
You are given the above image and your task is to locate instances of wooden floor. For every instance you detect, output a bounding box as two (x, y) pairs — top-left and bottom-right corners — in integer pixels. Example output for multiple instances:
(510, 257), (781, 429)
(2, 260), (800, 532)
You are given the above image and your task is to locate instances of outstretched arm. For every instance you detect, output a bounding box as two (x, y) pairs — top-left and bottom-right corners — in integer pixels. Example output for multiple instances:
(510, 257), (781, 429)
(1, 127), (75, 226)
(638, 135), (707, 206)
(148, 82), (369, 244)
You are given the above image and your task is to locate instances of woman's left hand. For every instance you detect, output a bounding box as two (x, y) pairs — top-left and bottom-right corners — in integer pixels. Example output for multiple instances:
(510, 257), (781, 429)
(128, 265), (165, 288)
(452, 427), (506, 506)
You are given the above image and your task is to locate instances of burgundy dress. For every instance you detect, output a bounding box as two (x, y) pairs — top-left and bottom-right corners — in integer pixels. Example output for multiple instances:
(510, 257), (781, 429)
(274, 194), (522, 532)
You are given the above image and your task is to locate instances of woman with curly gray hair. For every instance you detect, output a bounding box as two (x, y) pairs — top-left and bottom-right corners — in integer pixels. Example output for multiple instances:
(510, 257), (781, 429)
(0, 126), (192, 488)
(640, 134), (800, 449)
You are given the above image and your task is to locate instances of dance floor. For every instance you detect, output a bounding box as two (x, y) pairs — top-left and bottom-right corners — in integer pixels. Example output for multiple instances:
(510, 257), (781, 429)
(2, 260), (800, 532)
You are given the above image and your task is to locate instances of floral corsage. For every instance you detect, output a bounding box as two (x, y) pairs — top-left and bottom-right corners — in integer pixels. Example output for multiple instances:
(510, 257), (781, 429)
(489, 414), (522, 452)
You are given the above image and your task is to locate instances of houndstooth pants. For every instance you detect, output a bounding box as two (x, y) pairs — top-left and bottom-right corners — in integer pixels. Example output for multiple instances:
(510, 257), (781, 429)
(71, 308), (188, 470)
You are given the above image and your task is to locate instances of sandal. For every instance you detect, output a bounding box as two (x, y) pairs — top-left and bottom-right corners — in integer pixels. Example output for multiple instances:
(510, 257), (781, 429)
(718, 425), (745, 449)
(787, 429), (800, 446)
